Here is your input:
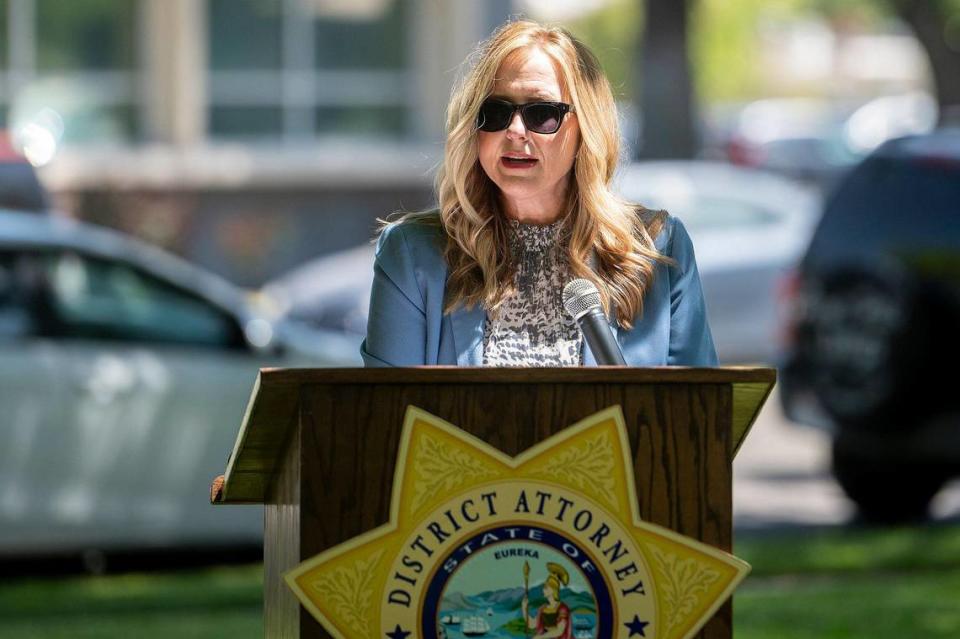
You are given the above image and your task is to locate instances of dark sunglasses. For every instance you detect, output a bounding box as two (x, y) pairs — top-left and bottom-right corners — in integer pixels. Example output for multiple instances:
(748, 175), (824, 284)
(477, 98), (574, 135)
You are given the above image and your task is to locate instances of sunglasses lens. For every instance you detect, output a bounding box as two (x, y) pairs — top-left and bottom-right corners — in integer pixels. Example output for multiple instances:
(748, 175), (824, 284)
(525, 104), (562, 133)
(477, 100), (566, 133)
(478, 101), (513, 132)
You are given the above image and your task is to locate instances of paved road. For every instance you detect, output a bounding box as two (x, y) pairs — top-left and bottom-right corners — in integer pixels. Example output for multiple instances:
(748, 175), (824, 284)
(732, 387), (960, 530)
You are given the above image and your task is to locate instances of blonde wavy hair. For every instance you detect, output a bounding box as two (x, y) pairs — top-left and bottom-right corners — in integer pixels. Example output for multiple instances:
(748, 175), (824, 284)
(393, 20), (669, 329)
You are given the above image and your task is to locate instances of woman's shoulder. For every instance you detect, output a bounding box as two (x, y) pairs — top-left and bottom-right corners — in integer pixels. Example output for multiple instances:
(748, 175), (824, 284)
(379, 208), (443, 240)
(633, 206), (680, 253)
(375, 209), (447, 276)
(641, 209), (698, 277)
(377, 209), (445, 249)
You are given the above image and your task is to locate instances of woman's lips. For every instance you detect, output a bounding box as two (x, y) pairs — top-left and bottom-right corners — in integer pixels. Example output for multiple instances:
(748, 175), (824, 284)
(501, 156), (538, 169)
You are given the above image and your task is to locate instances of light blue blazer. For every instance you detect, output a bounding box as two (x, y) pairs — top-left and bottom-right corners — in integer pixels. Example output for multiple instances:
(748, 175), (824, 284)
(360, 212), (717, 367)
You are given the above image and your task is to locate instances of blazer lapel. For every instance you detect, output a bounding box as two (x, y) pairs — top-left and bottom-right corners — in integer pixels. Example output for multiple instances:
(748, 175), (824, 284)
(450, 303), (486, 366)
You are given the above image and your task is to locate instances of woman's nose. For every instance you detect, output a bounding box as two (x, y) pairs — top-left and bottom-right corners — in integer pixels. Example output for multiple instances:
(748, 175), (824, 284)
(505, 111), (527, 139)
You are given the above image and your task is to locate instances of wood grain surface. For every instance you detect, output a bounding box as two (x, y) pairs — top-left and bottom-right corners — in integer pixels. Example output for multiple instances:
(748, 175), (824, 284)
(267, 377), (740, 639)
(220, 367), (774, 504)
(264, 419), (301, 639)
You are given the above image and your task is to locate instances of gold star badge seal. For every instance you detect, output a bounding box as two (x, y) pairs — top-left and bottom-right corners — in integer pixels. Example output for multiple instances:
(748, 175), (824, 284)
(286, 405), (749, 638)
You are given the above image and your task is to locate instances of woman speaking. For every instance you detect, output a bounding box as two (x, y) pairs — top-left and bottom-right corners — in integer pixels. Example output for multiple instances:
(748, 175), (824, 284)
(361, 20), (717, 367)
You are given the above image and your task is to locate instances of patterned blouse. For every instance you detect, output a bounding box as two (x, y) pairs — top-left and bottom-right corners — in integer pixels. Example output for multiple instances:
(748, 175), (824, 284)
(482, 218), (583, 367)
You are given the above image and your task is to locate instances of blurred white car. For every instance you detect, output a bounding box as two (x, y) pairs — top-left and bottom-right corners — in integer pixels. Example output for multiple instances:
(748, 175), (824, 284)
(716, 97), (860, 190)
(0, 209), (360, 557)
(263, 162), (821, 365)
(615, 161), (822, 364)
(842, 92), (937, 155)
(712, 94), (938, 192)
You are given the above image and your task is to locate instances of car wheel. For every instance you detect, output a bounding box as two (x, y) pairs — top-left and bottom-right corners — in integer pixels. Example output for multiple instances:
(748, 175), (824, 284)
(831, 439), (945, 524)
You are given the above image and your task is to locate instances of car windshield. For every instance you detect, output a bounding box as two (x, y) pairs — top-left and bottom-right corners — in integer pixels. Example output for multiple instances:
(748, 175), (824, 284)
(42, 251), (242, 347)
(806, 155), (960, 269)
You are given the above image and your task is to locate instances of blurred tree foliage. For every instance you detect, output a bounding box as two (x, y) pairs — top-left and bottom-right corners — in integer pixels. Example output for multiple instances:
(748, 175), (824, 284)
(691, 0), (781, 102)
(886, 0), (960, 120)
(568, 0), (960, 112)
(780, 1), (960, 119)
(567, 0), (786, 102)
(568, 0), (822, 102)
(564, 0), (643, 103)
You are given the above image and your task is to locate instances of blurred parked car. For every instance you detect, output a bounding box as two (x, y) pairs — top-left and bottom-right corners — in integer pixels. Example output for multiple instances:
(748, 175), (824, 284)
(718, 98), (861, 191)
(260, 242), (375, 338)
(779, 130), (960, 522)
(842, 92), (937, 156)
(616, 161), (822, 364)
(0, 209), (359, 557)
(263, 162), (821, 365)
(0, 131), (49, 213)
(717, 94), (938, 196)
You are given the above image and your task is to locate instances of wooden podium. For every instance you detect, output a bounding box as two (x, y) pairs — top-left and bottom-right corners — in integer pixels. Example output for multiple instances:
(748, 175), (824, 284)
(213, 367), (775, 639)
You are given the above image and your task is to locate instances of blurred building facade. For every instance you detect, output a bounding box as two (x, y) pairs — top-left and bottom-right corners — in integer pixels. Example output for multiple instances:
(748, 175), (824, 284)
(0, 0), (939, 285)
(0, 0), (512, 285)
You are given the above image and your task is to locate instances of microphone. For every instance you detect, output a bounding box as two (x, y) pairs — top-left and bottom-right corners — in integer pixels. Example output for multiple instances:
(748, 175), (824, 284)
(562, 278), (627, 366)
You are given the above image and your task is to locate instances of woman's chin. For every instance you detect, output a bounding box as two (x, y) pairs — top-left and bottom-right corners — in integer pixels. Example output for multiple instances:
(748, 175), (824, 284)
(493, 178), (550, 202)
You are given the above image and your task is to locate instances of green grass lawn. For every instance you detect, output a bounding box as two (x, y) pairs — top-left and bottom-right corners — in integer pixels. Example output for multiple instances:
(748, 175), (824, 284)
(1, 524), (958, 638)
(733, 524), (960, 639)
(0, 564), (264, 639)
(736, 570), (960, 639)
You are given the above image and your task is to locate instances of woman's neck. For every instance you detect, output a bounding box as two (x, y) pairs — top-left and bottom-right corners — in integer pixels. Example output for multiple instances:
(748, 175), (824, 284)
(499, 186), (569, 225)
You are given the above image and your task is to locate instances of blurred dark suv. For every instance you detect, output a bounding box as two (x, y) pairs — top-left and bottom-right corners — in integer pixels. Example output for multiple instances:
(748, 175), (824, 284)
(779, 129), (960, 522)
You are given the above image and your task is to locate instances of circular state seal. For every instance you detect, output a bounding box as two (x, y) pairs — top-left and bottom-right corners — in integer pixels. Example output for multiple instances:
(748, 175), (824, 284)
(380, 481), (655, 639)
(423, 524), (613, 638)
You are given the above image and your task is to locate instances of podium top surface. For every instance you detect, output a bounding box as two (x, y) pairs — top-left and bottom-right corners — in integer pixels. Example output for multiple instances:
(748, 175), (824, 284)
(246, 366), (775, 385)
(216, 366), (775, 503)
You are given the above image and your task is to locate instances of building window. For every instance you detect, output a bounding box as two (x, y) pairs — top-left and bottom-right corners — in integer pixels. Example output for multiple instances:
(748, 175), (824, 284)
(209, 0), (283, 71)
(0, 0), (8, 71)
(313, 1), (407, 70)
(314, 104), (406, 136)
(0, 0), (10, 128)
(209, 106), (284, 138)
(207, 0), (412, 141)
(0, 0), (141, 147)
(35, 0), (136, 71)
